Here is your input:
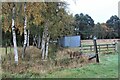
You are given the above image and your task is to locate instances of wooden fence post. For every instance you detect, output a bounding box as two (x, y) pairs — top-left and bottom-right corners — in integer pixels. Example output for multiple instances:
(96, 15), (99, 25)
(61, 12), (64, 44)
(99, 45), (100, 53)
(90, 45), (92, 51)
(93, 36), (99, 63)
(80, 44), (83, 52)
(115, 42), (117, 52)
(117, 40), (120, 53)
(107, 44), (108, 53)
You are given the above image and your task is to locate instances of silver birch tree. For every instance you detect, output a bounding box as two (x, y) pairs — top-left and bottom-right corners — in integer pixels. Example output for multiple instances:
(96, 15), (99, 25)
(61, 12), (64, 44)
(41, 30), (46, 60)
(45, 35), (50, 59)
(22, 2), (28, 59)
(12, 4), (18, 64)
(27, 30), (30, 47)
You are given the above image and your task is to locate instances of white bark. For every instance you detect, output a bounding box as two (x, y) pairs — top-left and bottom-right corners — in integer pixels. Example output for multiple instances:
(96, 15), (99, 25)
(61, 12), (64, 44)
(33, 35), (37, 46)
(45, 35), (50, 59)
(41, 21), (49, 60)
(38, 33), (41, 49)
(22, 3), (27, 59)
(12, 6), (18, 64)
(23, 17), (27, 46)
(27, 30), (30, 47)
(33, 35), (35, 46)
(41, 32), (46, 60)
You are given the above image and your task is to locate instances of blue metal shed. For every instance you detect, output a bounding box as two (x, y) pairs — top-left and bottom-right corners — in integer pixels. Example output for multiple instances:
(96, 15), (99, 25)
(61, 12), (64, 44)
(59, 36), (81, 48)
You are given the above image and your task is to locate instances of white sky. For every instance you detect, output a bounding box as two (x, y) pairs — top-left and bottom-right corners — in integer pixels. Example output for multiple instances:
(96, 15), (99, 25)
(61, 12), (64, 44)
(66, 0), (120, 23)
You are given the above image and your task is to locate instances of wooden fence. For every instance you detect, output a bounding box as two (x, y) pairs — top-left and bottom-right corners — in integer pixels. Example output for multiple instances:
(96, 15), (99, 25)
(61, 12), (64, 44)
(80, 43), (116, 53)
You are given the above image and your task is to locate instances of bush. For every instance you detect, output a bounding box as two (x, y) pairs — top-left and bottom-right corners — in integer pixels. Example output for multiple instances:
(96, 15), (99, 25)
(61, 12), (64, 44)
(57, 58), (71, 67)
(48, 44), (59, 60)
(1, 45), (96, 78)
(18, 46), (41, 61)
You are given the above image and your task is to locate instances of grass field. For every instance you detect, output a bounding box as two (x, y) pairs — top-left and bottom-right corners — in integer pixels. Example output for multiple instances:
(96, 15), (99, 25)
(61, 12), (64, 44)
(0, 47), (14, 56)
(2, 53), (118, 78)
(1, 39), (119, 78)
(0, 47), (3, 79)
(44, 53), (118, 78)
(0, 47), (14, 79)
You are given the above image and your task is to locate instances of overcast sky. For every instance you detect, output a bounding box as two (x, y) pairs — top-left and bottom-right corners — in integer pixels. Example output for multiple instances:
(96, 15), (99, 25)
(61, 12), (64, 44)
(66, 0), (120, 23)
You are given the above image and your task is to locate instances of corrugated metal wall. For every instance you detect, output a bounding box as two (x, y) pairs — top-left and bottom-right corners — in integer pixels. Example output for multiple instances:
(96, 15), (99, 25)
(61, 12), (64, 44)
(59, 36), (81, 48)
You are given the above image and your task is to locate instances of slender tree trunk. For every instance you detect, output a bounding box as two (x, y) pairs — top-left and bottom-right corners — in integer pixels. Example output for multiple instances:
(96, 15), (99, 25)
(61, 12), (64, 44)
(35, 35), (37, 47)
(41, 32), (46, 60)
(33, 35), (35, 46)
(45, 35), (50, 59)
(33, 35), (34, 46)
(22, 3), (27, 59)
(27, 30), (30, 47)
(33, 35), (37, 47)
(38, 33), (41, 49)
(10, 43), (12, 53)
(12, 5), (18, 64)
(5, 42), (7, 55)
(41, 21), (49, 60)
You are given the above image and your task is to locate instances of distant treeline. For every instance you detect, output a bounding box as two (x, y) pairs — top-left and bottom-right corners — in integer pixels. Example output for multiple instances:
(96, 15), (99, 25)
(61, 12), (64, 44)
(2, 13), (120, 47)
(74, 13), (120, 39)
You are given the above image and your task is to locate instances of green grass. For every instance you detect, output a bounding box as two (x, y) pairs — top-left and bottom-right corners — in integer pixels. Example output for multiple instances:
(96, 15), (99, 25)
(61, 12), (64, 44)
(2, 53), (118, 78)
(0, 47), (14, 79)
(0, 47), (14, 56)
(1, 41), (119, 78)
(42, 53), (118, 78)
(0, 48), (3, 79)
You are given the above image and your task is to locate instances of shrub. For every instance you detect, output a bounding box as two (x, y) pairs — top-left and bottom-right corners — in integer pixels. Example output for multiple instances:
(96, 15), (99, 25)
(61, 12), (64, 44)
(58, 58), (71, 67)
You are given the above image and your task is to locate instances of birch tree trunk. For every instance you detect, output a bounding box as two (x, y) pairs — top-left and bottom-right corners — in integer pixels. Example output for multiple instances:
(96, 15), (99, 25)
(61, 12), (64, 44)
(33, 35), (34, 46)
(41, 21), (49, 60)
(41, 31), (46, 60)
(22, 3), (27, 59)
(27, 30), (30, 47)
(12, 5), (18, 64)
(37, 33), (41, 49)
(33, 35), (37, 47)
(45, 35), (50, 59)
(5, 42), (7, 55)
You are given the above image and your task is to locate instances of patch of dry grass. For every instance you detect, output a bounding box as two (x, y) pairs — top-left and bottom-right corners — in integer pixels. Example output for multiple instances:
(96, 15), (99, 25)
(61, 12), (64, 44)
(2, 46), (95, 78)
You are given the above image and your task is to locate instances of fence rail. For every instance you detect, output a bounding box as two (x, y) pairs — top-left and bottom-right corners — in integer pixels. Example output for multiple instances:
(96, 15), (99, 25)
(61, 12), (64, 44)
(81, 43), (116, 53)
